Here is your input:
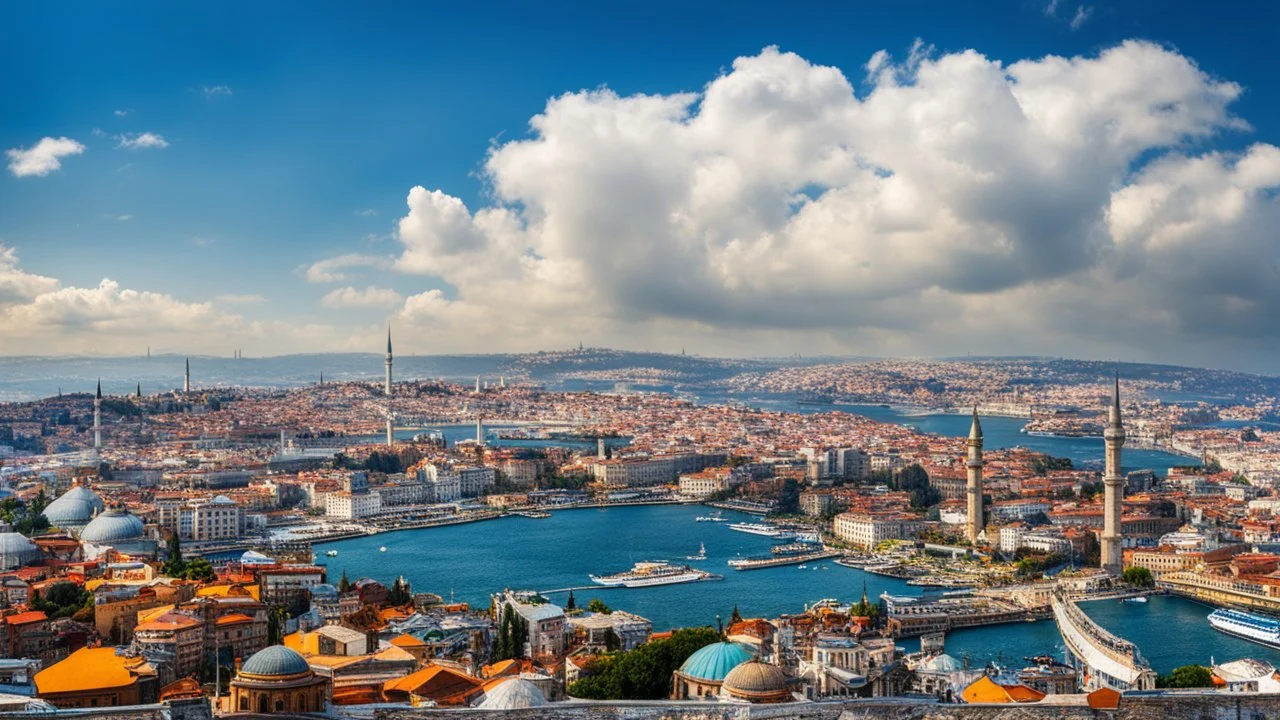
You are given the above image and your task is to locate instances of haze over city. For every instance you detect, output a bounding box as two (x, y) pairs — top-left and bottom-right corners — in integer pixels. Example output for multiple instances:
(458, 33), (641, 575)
(3, 1), (1280, 371)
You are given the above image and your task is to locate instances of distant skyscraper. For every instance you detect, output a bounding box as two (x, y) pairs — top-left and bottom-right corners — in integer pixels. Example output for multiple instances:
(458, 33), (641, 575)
(475, 376), (481, 393)
(93, 379), (102, 450)
(966, 407), (984, 544)
(1101, 377), (1127, 574)
(183, 357), (191, 393)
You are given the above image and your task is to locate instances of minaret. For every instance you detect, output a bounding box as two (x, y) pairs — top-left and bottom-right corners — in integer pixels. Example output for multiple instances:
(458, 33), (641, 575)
(475, 376), (481, 393)
(1101, 376), (1127, 574)
(384, 328), (394, 447)
(966, 407), (984, 544)
(475, 417), (483, 445)
(384, 327), (393, 395)
(183, 357), (191, 393)
(136, 382), (141, 399)
(93, 379), (103, 450)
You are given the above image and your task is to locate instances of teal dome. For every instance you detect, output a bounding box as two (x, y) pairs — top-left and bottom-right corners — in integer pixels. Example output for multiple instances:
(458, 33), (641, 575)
(42, 485), (104, 527)
(678, 642), (755, 682)
(241, 646), (310, 677)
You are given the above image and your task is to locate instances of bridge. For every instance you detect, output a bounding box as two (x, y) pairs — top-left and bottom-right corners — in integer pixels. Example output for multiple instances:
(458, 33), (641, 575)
(1052, 588), (1157, 692)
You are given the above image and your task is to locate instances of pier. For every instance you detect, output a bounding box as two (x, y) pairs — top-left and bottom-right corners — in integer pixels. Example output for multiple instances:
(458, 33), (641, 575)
(1051, 588), (1156, 691)
(1158, 570), (1280, 613)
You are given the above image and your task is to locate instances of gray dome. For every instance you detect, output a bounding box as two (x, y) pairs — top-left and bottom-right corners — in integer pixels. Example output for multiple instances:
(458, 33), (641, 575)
(42, 485), (104, 527)
(480, 678), (546, 709)
(241, 646), (311, 677)
(0, 533), (40, 571)
(79, 508), (144, 544)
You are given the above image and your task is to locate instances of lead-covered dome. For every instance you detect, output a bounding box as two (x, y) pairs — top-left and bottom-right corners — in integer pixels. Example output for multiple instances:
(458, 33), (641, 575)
(677, 642), (754, 682)
(720, 660), (792, 703)
(240, 646), (311, 678)
(0, 533), (41, 571)
(42, 485), (104, 528)
(79, 508), (144, 544)
(479, 678), (547, 709)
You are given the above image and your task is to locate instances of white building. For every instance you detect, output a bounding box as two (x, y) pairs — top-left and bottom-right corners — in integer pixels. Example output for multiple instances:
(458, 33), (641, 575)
(325, 491), (382, 519)
(833, 513), (924, 549)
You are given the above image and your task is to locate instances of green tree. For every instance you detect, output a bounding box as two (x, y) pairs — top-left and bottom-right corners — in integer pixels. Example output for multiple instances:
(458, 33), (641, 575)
(1157, 665), (1214, 688)
(338, 569), (352, 593)
(266, 606), (288, 645)
(587, 598), (612, 614)
(568, 626), (720, 700)
(163, 532), (186, 577)
(566, 590), (576, 611)
(770, 478), (800, 516)
(182, 557), (216, 582)
(1122, 566), (1154, 587)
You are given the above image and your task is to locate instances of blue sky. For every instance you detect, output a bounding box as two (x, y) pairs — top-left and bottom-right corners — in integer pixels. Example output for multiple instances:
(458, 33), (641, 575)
(2, 1), (1279, 369)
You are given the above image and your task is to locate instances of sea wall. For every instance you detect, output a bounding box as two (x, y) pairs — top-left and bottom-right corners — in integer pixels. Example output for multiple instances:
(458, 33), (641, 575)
(368, 693), (1280, 720)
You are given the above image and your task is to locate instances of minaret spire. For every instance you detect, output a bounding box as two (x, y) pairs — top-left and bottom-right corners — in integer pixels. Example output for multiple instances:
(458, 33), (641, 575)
(183, 357), (191, 393)
(384, 327), (394, 447)
(966, 406), (985, 544)
(93, 379), (102, 450)
(1101, 374), (1127, 574)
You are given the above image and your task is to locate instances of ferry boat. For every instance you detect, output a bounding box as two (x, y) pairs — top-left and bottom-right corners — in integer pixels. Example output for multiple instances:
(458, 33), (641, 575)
(695, 511), (726, 523)
(728, 548), (839, 571)
(1208, 608), (1280, 649)
(590, 562), (717, 588)
(325, 550), (338, 557)
(685, 543), (707, 561)
(1122, 596), (1148, 603)
(727, 522), (797, 540)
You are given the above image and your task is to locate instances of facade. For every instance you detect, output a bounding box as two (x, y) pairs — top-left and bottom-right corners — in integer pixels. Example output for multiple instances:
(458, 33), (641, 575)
(259, 566), (326, 608)
(492, 591), (565, 659)
(799, 492), (836, 517)
(133, 611), (204, 679)
(325, 491), (382, 519)
(679, 471), (732, 498)
(832, 513), (924, 549)
(1101, 378), (1127, 574)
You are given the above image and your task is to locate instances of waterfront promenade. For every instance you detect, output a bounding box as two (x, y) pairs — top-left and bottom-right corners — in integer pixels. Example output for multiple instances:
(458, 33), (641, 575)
(1052, 589), (1156, 691)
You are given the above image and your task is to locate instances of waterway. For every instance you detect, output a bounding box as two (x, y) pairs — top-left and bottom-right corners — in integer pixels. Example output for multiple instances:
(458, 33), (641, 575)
(314, 503), (1270, 674)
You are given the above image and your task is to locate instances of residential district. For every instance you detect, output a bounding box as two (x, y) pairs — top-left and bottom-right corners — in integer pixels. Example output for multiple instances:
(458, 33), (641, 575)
(4, 349), (1280, 717)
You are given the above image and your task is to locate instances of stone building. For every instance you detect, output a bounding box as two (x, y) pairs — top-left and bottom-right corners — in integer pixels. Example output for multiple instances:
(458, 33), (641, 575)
(229, 645), (328, 714)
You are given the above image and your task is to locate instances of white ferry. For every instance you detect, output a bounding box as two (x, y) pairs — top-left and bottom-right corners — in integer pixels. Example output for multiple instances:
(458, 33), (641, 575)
(695, 511), (726, 523)
(727, 522), (797, 540)
(590, 561), (716, 588)
(1208, 608), (1280, 650)
(685, 543), (707, 561)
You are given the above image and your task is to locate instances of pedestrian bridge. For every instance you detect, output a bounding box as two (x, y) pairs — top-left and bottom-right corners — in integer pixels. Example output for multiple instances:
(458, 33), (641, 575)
(1051, 587), (1157, 692)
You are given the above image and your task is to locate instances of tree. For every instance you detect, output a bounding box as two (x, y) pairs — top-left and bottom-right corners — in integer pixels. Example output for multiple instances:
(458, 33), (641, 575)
(566, 590), (576, 611)
(338, 569), (352, 593)
(771, 479), (801, 516)
(587, 598), (612, 614)
(1157, 665), (1214, 688)
(182, 557), (216, 582)
(1122, 566), (1154, 587)
(266, 606), (288, 645)
(568, 626), (720, 700)
(163, 532), (186, 577)
(729, 605), (743, 625)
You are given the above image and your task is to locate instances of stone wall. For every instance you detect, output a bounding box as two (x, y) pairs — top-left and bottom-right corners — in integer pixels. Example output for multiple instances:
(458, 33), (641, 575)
(0, 698), (212, 720)
(367, 692), (1280, 720)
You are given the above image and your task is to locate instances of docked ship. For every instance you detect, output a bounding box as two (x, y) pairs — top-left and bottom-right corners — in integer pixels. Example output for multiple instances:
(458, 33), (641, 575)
(728, 548), (840, 571)
(727, 522), (797, 540)
(1207, 608), (1280, 650)
(590, 561), (718, 588)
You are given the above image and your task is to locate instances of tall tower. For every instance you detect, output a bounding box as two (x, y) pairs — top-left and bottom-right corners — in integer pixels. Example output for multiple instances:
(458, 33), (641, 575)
(93, 379), (102, 450)
(384, 327), (393, 395)
(1101, 376), (1126, 574)
(475, 416), (483, 445)
(966, 407), (984, 544)
(384, 328), (394, 447)
(183, 357), (191, 393)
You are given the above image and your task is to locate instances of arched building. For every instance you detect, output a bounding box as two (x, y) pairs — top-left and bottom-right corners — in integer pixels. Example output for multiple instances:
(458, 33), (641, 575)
(670, 641), (754, 700)
(230, 646), (328, 714)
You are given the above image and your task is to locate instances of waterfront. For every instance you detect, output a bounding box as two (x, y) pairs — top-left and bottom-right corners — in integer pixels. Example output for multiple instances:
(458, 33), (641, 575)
(315, 503), (1271, 673)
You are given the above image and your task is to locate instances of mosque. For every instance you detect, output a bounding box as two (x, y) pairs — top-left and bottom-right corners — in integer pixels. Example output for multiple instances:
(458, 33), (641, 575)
(229, 645), (329, 714)
(669, 641), (795, 703)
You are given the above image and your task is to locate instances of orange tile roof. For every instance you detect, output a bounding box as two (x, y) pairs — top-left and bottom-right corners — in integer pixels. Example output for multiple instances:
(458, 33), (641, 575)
(389, 633), (427, 648)
(136, 611), (201, 631)
(383, 663), (482, 705)
(961, 675), (1046, 704)
(34, 647), (148, 694)
(215, 613), (256, 626)
(1087, 687), (1121, 709)
(4, 611), (48, 626)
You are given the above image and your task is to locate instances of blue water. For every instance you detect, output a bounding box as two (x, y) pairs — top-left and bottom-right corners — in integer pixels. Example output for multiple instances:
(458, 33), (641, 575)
(315, 504), (1260, 672)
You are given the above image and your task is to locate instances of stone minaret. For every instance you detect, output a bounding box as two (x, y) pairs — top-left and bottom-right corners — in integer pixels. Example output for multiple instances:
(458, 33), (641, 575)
(183, 357), (191, 393)
(385, 328), (394, 447)
(966, 407), (984, 544)
(1101, 376), (1126, 574)
(93, 379), (102, 450)
(475, 417), (484, 445)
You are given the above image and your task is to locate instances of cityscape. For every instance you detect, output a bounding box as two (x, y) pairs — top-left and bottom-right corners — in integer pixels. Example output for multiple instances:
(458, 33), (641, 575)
(4, 1), (1280, 719)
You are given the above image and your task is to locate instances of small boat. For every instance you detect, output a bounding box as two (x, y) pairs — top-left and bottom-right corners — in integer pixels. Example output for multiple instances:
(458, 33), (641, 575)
(696, 511), (726, 523)
(685, 542), (707, 561)
(379, 546), (387, 552)
(1123, 596), (1148, 604)
(798, 565), (808, 570)
(325, 550), (338, 557)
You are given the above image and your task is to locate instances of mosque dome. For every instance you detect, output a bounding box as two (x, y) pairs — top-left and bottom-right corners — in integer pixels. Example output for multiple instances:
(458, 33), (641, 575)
(677, 642), (755, 682)
(79, 508), (145, 544)
(479, 678), (547, 709)
(240, 646), (311, 678)
(42, 485), (105, 527)
(720, 661), (792, 703)
(922, 654), (965, 673)
(0, 533), (41, 571)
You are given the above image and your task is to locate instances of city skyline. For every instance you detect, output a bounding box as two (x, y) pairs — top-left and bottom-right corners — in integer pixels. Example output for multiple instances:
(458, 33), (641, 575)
(4, 1), (1280, 372)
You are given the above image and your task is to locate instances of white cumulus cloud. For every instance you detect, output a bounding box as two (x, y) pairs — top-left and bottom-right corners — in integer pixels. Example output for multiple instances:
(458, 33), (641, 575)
(304, 253), (392, 283)
(117, 132), (169, 150)
(5, 137), (86, 177)
(321, 286), (403, 309)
